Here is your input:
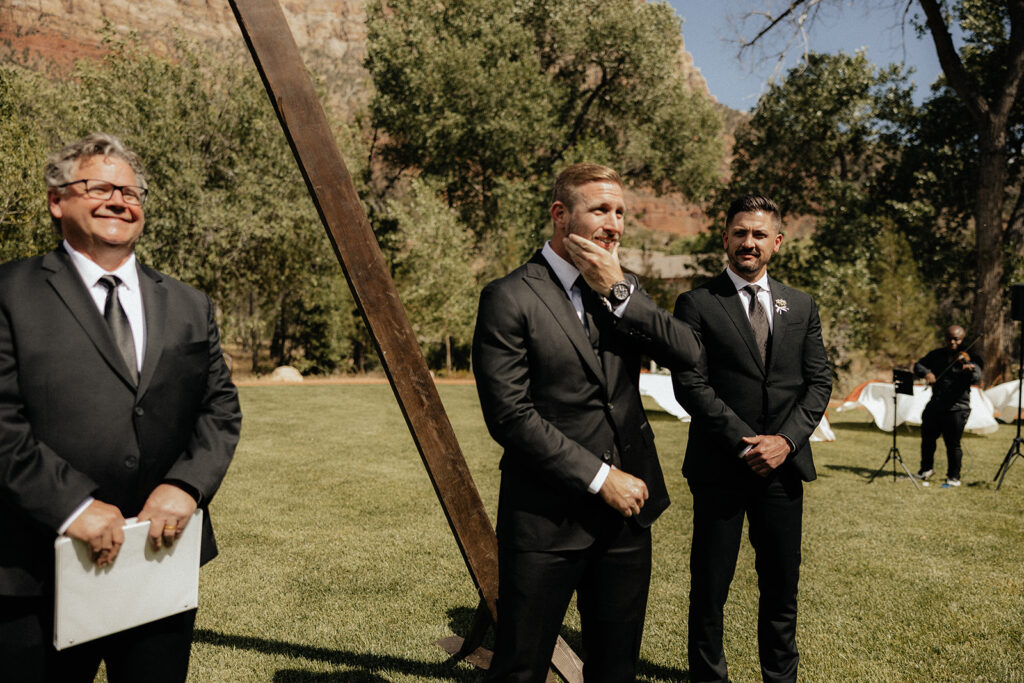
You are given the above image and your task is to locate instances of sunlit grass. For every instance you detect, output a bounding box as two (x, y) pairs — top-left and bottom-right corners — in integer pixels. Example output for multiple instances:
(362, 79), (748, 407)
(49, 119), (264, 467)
(160, 384), (1024, 681)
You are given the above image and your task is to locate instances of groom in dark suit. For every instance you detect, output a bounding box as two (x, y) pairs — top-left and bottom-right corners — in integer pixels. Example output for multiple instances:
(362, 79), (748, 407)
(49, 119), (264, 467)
(672, 194), (831, 683)
(473, 163), (701, 682)
(0, 133), (241, 682)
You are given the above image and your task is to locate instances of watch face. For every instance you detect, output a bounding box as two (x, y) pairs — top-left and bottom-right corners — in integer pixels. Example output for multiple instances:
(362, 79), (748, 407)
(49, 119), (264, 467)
(611, 282), (630, 302)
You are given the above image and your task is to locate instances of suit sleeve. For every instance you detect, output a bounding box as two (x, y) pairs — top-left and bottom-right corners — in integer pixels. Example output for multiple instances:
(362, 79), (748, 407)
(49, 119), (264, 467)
(472, 281), (603, 492)
(614, 281), (702, 371)
(776, 298), (832, 448)
(0, 300), (97, 530)
(163, 294), (241, 503)
(671, 291), (756, 450)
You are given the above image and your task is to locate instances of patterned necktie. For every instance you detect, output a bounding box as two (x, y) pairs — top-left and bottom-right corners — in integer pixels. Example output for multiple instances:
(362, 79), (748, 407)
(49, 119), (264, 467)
(745, 284), (770, 365)
(99, 275), (139, 383)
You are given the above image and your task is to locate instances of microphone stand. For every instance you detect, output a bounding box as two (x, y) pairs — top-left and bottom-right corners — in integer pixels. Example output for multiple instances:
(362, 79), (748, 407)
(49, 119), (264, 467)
(869, 370), (920, 489)
(994, 321), (1024, 490)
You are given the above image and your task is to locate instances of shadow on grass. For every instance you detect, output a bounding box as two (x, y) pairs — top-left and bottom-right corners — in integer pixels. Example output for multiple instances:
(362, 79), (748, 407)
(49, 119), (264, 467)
(443, 607), (690, 682)
(273, 672), (389, 682)
(824, 463), (888, 479)
(194, 629), (478, 681)
(829, 421), (918, 436)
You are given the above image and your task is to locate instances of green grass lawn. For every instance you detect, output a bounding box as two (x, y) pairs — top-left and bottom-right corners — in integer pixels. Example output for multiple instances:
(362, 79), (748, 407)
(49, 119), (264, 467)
(179, 384), (1024, 682)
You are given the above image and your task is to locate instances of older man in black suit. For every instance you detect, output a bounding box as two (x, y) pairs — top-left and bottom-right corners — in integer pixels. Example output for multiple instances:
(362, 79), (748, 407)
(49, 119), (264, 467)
(0, 133), (241, 682)
(473, 163), (702, 682)
(672, 194), (832, 683)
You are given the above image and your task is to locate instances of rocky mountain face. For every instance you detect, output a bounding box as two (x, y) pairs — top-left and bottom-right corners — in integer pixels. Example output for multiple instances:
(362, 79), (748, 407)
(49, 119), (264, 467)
(2, 0), (722, 237)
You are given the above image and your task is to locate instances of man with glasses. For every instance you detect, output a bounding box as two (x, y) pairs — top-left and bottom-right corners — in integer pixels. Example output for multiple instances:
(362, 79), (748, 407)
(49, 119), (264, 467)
(913, 325), (983, 487)
(0, 133), (241, 681)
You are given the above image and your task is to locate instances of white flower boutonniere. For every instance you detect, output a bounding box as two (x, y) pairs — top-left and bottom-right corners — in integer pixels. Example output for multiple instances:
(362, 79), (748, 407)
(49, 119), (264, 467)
(775, 298), (789, 315)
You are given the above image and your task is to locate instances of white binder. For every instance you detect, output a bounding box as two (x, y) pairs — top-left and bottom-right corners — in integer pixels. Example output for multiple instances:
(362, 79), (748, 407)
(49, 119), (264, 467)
(53, 509), (202, 650)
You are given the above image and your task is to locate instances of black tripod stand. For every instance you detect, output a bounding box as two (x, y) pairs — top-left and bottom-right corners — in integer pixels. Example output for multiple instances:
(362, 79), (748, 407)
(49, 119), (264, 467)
(994, 319), (1023, 490)
(869, 370), (920, 489)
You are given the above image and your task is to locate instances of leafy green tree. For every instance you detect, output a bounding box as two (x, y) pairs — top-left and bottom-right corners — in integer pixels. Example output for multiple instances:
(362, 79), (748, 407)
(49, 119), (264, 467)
(730, 51), (914, 231)
(864, 225), (938, 367)
(385, 178), (478, 372)
(0, 66), (56, 262)
(1, 35), (365, 374)
(737, 0), (1024, 382)
(365, 0), (724, 269)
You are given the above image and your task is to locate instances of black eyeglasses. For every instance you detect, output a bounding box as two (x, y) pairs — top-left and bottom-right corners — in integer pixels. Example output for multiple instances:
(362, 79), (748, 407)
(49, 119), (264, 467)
(57, 179), (148, 206)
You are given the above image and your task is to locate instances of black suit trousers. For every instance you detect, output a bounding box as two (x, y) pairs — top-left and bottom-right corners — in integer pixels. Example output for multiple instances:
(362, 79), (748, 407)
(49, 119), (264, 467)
(487, 522), (652, 683)
(0, 595), (196, 683)
(920, 406), (969, 479)
(687, 474), (803, 683)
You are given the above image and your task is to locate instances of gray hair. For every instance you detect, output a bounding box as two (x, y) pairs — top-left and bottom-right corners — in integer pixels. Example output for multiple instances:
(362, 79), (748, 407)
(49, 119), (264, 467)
(45, 133), (148, 236)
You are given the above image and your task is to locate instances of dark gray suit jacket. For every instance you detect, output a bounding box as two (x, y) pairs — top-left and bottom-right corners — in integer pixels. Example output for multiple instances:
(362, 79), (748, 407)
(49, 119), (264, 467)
(0, 247), (241, 595)
(672, 271), (832, 483)
(472, 251), (701, 552)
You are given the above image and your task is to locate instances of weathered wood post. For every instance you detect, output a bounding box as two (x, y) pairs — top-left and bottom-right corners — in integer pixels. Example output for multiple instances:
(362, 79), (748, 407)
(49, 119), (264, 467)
(227, 1), (583, 679)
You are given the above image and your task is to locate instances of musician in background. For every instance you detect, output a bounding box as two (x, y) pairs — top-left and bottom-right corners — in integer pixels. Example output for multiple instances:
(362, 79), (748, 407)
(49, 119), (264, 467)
(913, 325), (983, 487)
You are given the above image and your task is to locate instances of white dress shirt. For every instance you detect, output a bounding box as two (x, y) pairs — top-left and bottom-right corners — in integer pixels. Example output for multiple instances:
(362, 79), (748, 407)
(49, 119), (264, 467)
(58, 241), (147, 533)
(723, 267), (796, 455)
(541, 241), (635, 495)
(63, 240), (147, 370)
(725, 267), (774, 333)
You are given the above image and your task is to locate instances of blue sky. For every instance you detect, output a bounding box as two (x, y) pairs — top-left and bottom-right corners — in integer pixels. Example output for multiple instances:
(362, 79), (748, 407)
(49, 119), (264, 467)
(668, 1), (952, 111)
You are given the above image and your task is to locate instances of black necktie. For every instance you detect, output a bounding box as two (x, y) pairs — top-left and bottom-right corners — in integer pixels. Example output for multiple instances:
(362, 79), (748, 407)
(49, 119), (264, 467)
(99, 275), (138, 383)
(745, 284), (770, 365)
(573, 276), (600, 350)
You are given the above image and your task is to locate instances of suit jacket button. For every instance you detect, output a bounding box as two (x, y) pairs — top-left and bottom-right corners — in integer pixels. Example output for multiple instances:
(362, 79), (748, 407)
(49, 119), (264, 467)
(601, 450), (613, 462)
(124, 455), (138, 469)
(134, 406), (144, 416)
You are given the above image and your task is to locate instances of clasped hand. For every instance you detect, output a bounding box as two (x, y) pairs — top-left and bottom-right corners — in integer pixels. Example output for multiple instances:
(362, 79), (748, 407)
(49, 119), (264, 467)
(65, 483), (197, 566)
(741, 434), (792, 477)
(599, 467), (648, 517)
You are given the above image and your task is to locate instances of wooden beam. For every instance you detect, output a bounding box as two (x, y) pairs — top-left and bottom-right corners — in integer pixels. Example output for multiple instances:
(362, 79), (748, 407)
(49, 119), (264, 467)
(226, 1), (583, 680)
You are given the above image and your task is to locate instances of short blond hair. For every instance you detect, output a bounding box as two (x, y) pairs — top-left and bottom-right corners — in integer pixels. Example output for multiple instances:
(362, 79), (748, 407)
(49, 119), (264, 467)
(552, 163), (622, 211)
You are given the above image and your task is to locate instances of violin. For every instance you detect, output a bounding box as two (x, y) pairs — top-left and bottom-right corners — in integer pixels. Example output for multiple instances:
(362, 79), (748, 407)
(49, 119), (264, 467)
(956, 350), (974, 370)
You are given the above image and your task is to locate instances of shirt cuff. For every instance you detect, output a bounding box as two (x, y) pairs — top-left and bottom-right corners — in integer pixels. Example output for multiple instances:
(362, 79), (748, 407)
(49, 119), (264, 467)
(58, 496), (95, 534)
(601, 283), (635, 318)
(779, 433), (796, 453)
(737, 444), (752, 459)
(588, 463), (612, 493)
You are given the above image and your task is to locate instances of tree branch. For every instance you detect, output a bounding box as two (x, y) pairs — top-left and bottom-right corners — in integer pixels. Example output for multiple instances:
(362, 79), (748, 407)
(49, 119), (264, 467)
(739, 0), (816, 49)
(916, 0), (989, 125)
(993, 0), (1024, 124)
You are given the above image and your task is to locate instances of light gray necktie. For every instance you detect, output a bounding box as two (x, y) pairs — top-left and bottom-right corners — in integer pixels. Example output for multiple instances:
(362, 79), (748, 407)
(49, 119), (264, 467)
(745, 284), (770, 365)
(99, 275), (138, 383)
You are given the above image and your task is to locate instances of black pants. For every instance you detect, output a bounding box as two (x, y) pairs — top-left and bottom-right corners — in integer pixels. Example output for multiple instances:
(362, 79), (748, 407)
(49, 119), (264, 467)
(920, 407), (970, 479)
(687, 474), (803, 683)
(0, 594), (196, 683)
(487, 522), (652, 683)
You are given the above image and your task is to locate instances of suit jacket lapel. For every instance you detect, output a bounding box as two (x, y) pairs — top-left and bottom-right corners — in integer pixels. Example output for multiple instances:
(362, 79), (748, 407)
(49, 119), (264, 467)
(43, 250), (139, 390)
(522, 253), (606, 386)
(766, 276), (788, 373)
(136, 263), (166, 400)
(711, 271), (766, 373)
